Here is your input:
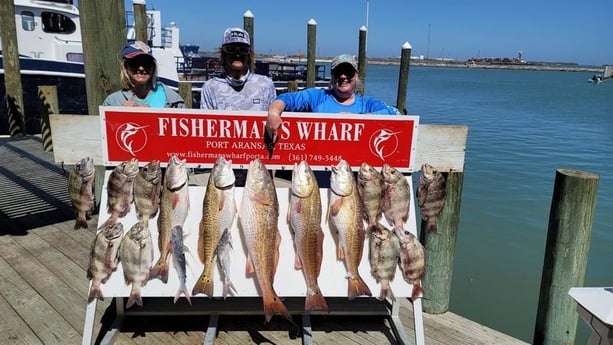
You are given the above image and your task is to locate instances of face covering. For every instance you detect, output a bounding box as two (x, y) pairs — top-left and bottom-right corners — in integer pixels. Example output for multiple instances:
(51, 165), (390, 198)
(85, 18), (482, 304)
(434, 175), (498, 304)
(225, 70), (250, 89)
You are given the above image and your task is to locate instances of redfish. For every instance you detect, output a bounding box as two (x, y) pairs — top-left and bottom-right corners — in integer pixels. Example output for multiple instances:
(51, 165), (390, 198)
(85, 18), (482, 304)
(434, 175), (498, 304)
(328, 159), (371, 300)
(288, 161), (328, 313)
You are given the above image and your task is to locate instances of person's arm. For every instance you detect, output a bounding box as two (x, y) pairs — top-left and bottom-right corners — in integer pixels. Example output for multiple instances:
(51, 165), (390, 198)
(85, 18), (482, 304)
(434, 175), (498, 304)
(266, 99), (286, 142)
(365, 97), (401, 115)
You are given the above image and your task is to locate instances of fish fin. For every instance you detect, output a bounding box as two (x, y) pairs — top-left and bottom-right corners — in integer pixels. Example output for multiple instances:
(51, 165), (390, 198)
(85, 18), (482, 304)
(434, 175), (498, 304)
(329, 198), (343, 217)
(192, 271), (214, 297)
(126, 288), (143, 309)
(149, 256), (169, 283)
(175, 284), (192, 305)
(305, 288), (329, 313)
(219, 193), (226, 212)
(294, 253), (303, 270)
(251, 193), (272, 206)
(245, 254), (255, 274)
(348, 277), (372, 300)
(378, 284), (390, 301)
(74, 215), (89, 230)
(88, 284), (104, 302)
(426, 218), (438, 233)
(411, 280), (424, 301)
(222, 281), (237, 299)
(263, 293), (291, 323)
(337, 245), (345, 261)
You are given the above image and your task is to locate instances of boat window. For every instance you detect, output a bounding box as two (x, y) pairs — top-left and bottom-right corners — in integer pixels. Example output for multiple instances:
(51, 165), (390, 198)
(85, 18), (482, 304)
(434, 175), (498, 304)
(41, 12), (76, 34)
(66, 52), (83, 63)
(21, 11), (36, 31)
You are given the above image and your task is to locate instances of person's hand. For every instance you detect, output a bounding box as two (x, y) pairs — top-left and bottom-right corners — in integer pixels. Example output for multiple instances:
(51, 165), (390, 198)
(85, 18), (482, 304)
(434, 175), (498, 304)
(265, 111), (283, 144)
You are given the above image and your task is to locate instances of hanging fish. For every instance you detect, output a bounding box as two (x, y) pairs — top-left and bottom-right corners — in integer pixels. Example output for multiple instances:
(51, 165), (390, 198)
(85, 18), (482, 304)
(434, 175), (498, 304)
(417, 163), (446, 233)
(68, 156), (95, 229)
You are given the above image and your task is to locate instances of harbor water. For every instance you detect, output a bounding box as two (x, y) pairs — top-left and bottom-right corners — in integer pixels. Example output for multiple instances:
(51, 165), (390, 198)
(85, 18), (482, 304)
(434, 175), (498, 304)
(365, 64), (612, 343)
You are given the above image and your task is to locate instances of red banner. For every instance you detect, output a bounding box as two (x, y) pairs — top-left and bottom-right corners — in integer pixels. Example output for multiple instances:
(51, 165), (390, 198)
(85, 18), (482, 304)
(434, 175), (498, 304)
(100, 107), (419, 172)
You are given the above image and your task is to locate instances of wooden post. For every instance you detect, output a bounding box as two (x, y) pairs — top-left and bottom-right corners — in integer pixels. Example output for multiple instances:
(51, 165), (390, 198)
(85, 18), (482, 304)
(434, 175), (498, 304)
(420, 171), (464, 314)
(396, 42), (411, 115)
(178, 82), (192, 109)
(79, 0), (126, 211)
(0, 0), (25, 136)
(133, 0), (148, 43)
(357, 26), (368, 95)
(288, 81), (298, 92)
(243, 10), (255, 72)
(38, 86), (58, 152)
(533, 169), (599, 345)
(306, 19), (317, 88)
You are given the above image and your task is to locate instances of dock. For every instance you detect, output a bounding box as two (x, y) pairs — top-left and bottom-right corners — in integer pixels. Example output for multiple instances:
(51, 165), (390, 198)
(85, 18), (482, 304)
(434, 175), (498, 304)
(0, 135), (529, 345)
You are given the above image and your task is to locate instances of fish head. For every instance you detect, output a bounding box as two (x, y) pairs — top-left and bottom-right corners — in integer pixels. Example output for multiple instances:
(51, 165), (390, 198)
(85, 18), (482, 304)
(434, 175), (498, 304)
(381, 163), (402, 184)
(291, 160), (316, 198)
(245, 159), (268, 193)
(100, 221), (124, 239)
(165, 155), (188, 189)
(141, 160), (162, 182)
(77, 156), (95, 177)
(421, 163), (436, 180)
(358, 161), (377, 182)
(120, 157), (140, 178)
(212, 156), (236, 188)
(330, 159), (354, 196)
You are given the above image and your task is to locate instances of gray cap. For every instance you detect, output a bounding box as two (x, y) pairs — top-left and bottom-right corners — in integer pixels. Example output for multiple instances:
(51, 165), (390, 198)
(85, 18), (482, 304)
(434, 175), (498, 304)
(222, 27), (250, 46)
(331, 54), (358, 71)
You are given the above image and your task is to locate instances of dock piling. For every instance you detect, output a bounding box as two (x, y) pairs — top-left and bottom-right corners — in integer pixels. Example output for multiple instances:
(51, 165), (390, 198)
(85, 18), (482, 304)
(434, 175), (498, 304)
(38, 86), (58, 152)
(357, 26), (368, 95)
(533, 169), (599, 345)
(306, 19), (317, 88)
(396, 42), (412, 115)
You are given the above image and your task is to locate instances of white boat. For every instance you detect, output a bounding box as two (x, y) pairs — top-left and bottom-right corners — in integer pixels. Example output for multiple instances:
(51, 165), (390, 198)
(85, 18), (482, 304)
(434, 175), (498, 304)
(0, 0), (193, 134)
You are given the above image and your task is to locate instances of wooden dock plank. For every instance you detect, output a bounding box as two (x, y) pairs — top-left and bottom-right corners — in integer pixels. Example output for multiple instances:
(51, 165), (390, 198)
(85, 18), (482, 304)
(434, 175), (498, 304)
(0, 245), (81, 344)
(0, 293), (43, 345)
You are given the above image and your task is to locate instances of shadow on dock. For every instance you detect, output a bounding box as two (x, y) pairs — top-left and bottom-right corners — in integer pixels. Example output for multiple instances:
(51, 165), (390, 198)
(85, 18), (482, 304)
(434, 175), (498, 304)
(0, 135), (73, 234)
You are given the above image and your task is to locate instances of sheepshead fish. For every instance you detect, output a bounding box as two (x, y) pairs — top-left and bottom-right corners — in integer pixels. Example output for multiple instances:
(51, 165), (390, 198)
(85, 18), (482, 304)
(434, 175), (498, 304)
(170, 225), (191, 305)
(149, 155), (190, 283)
(193, 156), (237, 297)
(87, 222), (124, 302)
(133, 160), (162, 222)
(357, 162), (385, 231)
(238, 159), (290, 322)
(288, 161), (328, 313)
(118, 221), (153, 309)
(68, 156), (95, 229)
(381, 163), (411, 232)
(328, 159), (371, 300)
(369, 223), (400, 300)
(396, 230), (425, 301)
(106, 158), (139, 225)
(417, 163), (447, 233)
(216, 228), (237, 298)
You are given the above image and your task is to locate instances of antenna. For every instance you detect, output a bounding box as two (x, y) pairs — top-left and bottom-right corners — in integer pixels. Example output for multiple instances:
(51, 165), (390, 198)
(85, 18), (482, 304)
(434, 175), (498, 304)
(426, 24), (431, 60)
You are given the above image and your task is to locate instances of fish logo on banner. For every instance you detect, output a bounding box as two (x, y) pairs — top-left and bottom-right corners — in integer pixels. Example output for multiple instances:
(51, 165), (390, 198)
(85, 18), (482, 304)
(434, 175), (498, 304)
(369, 129), (400, 161)
(116, 122), (148, 156)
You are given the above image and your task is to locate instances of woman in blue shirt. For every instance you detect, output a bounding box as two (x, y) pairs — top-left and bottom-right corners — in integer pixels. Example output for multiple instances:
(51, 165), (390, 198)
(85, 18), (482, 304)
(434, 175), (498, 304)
(265, 54), (398, 142)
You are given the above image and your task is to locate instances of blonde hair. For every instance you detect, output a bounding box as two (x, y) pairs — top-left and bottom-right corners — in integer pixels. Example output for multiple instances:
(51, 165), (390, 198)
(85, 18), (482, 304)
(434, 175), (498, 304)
(119, 58), (158, 90)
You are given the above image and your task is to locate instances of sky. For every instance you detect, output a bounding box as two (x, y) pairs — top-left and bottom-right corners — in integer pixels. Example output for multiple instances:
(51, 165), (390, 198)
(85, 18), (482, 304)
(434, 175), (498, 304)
(133, 0), (611, 66)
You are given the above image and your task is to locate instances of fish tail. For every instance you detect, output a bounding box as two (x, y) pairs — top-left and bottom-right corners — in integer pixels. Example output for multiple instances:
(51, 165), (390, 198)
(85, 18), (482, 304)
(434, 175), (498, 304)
(148, 257), (169, 283)
(175, 283), (192, 305)
(348, 276), (372, 300)
(88, 284), (104, 302)
(426, 218), (438, 233)
(305, 288), (329, 313)
(411, 280), (424, 301)
(378, 284), (390, 301)
(263, 293), (291, 323)
(222, 281), (237, 299)
(74, 218), (88, 230)
(126, 287), (142, 309)
(191, 273), (214, 297)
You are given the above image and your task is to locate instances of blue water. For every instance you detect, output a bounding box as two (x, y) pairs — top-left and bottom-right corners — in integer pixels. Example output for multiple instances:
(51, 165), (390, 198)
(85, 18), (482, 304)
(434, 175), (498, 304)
(365, 64), (613, 343)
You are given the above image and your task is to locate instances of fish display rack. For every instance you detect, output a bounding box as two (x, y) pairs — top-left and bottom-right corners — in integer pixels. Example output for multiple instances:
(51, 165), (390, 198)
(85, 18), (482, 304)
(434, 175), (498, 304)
(82, 169), (424, 345)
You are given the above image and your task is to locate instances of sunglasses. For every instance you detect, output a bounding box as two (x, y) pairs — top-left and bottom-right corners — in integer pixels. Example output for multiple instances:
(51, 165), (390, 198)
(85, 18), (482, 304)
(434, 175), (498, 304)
(222, 45), (251, 56)
(332, 66), (356, 80)
(127, 56), (153, 70)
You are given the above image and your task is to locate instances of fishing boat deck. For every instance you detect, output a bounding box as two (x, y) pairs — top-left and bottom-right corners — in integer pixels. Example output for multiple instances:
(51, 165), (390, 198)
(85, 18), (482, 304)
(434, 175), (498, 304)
(0, 135), (529, 345)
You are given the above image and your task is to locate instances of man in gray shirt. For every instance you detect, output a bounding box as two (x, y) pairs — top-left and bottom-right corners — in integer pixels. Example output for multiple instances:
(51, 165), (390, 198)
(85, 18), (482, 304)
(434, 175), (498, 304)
(200, 27), (276, 111)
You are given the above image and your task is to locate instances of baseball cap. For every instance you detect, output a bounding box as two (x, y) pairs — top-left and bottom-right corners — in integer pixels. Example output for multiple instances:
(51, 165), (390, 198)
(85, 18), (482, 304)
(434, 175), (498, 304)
(222, 28), (251, 46)
(331, 54), (358, 71)
(122, 41), (154, 59)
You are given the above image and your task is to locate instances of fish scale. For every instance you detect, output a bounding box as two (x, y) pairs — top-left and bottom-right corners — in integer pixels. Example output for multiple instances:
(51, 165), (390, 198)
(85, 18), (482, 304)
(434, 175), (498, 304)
(381, 163), (411, 232)
(68, 156), (95, 229)
(133, 160), (162, 222)
(417, 163), (447, 233)
(105, 158), (139, 225)
(118, 221), (153, 308)
(87, 222), (124, 302)
(369, 223), (400, 300)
